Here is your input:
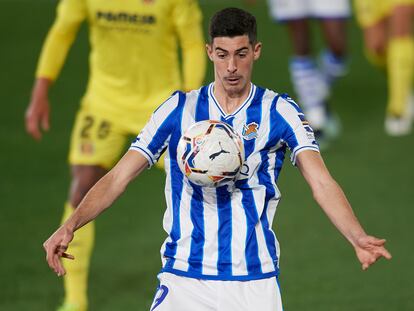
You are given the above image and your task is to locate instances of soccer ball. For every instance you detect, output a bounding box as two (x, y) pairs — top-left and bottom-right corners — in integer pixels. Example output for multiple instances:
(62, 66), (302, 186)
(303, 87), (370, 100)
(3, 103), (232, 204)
(177, 120), (244, 187)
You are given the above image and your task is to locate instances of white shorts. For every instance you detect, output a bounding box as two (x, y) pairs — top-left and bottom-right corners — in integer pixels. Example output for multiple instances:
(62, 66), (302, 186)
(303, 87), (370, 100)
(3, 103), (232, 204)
(150, 272), (283, 311)
(268, 0), (351, 21)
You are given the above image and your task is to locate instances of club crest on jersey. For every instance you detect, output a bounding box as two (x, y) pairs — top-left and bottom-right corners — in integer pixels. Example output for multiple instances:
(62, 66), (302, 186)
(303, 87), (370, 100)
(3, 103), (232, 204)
(242, 122), (259, 140)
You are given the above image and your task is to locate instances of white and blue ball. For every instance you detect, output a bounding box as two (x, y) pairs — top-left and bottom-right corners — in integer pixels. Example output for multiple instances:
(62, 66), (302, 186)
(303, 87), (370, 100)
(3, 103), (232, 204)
(177, 120), (244, 187)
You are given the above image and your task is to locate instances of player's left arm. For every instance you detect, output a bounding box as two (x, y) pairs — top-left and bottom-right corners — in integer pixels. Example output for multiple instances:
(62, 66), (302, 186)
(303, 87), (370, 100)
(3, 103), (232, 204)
(296, 150), (392, 270)
(43, 151), (149, 276)
(173, 0), (206, 91)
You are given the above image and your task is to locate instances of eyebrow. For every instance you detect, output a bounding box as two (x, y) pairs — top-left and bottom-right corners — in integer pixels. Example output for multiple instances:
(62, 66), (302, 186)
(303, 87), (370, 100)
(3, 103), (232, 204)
(215, 47), (249, 53)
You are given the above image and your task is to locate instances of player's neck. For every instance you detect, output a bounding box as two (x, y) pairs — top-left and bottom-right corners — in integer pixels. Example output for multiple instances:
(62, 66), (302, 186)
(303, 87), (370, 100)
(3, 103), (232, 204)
(213, 82), (252, 115)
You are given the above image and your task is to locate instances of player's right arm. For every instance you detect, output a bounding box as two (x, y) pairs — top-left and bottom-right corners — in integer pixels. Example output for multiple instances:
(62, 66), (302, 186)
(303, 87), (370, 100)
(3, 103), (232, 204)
(43, 151), (149, 276)
(26, 0), (86, 140)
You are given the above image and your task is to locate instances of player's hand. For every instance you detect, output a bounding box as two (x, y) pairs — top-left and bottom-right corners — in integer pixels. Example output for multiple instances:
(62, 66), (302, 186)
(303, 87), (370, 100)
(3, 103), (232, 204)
(43, 226), (75, 276)
(25, 78), (51, 140)
(354, 235), (392, 270)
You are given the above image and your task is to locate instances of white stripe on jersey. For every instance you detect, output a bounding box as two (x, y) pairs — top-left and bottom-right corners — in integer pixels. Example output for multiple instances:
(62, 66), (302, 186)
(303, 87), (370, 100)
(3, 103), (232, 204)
(130, 84), (319, 281)
(172, 187), (193, 273)
(199, 191), (220, 276)
(230, 190), (248, 276)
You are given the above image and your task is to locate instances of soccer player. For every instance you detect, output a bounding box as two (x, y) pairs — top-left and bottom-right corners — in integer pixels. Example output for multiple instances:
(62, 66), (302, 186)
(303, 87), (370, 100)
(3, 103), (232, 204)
(43, 8), (391, 311)
(354, 0), (414, 136)
(267, 0), (351, 147)
(25, 0), (206, 310)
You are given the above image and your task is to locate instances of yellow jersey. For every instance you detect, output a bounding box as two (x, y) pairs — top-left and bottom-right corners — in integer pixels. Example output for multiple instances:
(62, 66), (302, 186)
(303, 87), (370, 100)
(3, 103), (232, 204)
(36, 0), (206, 127)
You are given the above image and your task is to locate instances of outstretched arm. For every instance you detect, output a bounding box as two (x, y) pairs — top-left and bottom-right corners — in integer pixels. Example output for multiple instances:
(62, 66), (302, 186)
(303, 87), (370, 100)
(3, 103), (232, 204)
(296, 150), (392, 270)
(43, 150), (148, 276)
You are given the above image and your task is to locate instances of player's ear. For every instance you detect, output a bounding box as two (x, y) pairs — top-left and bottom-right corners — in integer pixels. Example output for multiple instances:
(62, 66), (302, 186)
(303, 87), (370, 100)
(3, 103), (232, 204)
(253, 42), (262, 60)
(206, 43), (214, 61)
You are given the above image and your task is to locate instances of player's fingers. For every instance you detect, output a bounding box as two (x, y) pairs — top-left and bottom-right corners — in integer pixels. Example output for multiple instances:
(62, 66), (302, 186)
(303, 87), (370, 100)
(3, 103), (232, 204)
(53, 246), (68, 276)
(55, 257), (66, 277)
(52, 253), (62, 275)
(44, 241), (54, 265)
(56, 244), (68, 257)
(383, 249), (392, 260)
(26, 118), (41, 140)
(42, 240), (49, 252)
(41, 111), (50, 131)
(367, 237), (386, 246)
(45, 253), (54, 271)
(56, 258), (66, 277)
(362, 256), (377, 270)
(46, 248), (58, 273)
(61, 252), (75, 260)
(44, 242), (64, 275)
(376, 247), (392, 260)
(57, 244), (67, 252)
(56, 245), (74, 260)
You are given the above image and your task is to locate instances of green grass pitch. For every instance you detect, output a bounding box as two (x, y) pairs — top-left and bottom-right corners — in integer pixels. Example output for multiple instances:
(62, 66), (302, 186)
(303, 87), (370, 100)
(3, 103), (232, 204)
(0, 0), (413, 310)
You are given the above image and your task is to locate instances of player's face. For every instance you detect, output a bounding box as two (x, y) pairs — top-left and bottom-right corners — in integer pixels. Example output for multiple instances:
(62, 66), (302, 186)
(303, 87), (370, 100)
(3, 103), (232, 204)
(207, 35), (261, 97)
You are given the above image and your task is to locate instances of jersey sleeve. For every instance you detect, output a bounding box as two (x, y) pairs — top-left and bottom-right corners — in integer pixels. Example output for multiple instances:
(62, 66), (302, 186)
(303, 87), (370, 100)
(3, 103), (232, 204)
(35, 0), (87, 80)
(129, 92), (181, 167)
(172, 0), (206, 91)
(275, 95), (319, 165)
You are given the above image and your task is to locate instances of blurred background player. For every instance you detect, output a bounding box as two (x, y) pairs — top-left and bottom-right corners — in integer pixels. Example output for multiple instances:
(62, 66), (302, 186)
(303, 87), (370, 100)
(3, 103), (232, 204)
(25, 0), (206, 310)
(354, 0), (414, 136)
(267, 0), (351, 147)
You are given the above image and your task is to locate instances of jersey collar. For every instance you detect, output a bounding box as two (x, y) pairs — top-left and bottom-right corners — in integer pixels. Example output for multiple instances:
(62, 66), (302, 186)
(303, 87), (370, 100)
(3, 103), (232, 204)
(208, 82), (256, 120)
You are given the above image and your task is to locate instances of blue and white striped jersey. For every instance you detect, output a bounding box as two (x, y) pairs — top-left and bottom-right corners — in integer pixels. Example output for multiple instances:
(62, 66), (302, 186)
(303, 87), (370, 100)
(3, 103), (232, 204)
(130, 83), (319, 281)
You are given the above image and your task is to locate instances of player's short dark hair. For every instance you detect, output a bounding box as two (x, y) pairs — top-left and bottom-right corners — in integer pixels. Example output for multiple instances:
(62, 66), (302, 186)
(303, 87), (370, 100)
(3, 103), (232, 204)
(209, 8), (257, 45)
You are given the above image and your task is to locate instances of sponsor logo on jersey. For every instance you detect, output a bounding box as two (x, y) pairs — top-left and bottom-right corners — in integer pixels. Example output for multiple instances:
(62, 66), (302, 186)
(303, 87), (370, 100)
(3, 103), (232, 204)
(242, 122), (259, 140)
(298, 113), (314, 134)
(96, 11), (156, 25)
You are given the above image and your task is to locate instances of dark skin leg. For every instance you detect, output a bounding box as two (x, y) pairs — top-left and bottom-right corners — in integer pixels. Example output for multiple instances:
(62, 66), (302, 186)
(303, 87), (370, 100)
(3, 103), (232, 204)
(69, 165), (108, 208)
(359, 5), (413, 66)
(389, 5), (413, 38)
(285, 19), (312, 56)
(320, 19), (347, 57)
(362, 18), (388, 57)
(285, 18), (348, 57)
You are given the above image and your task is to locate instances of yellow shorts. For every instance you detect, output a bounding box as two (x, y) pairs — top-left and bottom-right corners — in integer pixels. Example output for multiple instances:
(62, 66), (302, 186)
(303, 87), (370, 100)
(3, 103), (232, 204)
(354, 0), (414, 28)
(68, 106), (146, 169)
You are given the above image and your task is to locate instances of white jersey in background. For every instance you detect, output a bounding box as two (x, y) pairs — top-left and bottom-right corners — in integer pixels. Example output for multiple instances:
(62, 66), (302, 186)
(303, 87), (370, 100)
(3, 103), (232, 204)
(268, 0), (351, 21)
(130, 83), (319, 281)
